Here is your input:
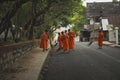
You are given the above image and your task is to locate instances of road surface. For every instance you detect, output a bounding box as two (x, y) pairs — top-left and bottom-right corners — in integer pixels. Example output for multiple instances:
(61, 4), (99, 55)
(40, 42), (120, 80)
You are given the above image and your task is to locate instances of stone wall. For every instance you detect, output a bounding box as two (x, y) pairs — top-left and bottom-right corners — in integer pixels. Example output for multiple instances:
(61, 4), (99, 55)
(0, 40), (39, 73)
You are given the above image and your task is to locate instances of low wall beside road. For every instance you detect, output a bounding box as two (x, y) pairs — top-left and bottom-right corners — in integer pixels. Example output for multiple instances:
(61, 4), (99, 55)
(0, 40), (40, 73)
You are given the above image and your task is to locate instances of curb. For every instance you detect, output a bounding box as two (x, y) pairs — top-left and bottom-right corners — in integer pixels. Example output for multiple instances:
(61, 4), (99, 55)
(104, 44), (120, 48)
(114, 45), (120, 48)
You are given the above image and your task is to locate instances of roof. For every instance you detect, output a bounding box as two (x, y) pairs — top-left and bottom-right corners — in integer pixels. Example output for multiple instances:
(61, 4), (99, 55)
(86, 2), (120, 18)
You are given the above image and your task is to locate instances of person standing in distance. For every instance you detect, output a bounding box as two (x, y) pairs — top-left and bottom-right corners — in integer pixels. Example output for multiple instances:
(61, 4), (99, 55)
(98, 30), (104, 49)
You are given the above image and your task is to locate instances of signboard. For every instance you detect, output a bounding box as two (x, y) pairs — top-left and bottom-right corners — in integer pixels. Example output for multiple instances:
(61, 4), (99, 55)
(101, 19), (109, 30)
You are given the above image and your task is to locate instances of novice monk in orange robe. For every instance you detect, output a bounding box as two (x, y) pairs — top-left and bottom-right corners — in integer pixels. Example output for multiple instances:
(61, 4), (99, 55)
(40, 30), (49, 51)
(65, 30), (69, 51)
(98, 30), (104, 49)
(58, 32), (63, 48)
(68, 29), (76, 50)
(61, 31), (69, 51)
(57, 32), (63, 51)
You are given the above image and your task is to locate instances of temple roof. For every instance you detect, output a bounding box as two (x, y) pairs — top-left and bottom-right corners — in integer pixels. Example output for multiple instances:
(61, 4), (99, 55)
(86, 2), (120, 18)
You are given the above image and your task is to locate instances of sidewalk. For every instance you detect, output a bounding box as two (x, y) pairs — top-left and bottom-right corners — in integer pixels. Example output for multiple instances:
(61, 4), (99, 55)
(0, 47), (50, 80)
(103, 41), (120, 48)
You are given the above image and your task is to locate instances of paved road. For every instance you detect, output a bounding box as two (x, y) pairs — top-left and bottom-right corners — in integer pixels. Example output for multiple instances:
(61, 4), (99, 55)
(41, 42), (120, 80)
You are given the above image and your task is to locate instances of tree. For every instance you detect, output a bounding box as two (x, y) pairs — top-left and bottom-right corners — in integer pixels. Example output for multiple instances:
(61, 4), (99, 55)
(66, 3), (88, 36)
(112, 0), (119, 2)
(0, 0), (85, 42)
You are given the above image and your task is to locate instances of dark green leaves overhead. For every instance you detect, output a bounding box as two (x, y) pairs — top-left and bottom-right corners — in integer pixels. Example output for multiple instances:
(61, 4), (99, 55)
(0, 0), (87, 40)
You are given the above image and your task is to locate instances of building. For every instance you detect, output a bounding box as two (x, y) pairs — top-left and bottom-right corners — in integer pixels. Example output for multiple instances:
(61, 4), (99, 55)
(86, 2), (120, 43)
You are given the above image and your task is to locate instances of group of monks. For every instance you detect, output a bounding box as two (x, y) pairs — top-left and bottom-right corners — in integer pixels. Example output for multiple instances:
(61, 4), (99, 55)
(39, 29), (104, 52)
(39, 29), (76, 52)
(57, 29), (76, 52)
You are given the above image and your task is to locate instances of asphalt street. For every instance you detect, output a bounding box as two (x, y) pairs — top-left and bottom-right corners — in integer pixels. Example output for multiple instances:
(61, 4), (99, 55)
(41, 42), (120, 80)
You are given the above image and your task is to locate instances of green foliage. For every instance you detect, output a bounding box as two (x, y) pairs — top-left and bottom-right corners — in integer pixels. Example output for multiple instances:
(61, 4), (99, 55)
(0, 0), (87, 41)
(11, 1), (32, 27)
(112, 0), (119, 2)
(0, 1), (14, 22)
(67, 4), (88, 35)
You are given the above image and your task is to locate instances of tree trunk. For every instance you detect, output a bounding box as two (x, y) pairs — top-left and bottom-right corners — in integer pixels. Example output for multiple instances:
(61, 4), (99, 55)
(4, 20), (12, 41)
(28, 0), (36, 40)
(4, 28), (9, 41)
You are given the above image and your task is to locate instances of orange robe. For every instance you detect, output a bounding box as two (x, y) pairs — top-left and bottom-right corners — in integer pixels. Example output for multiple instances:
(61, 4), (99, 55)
(58, 35), (63, 48)
(68, 31), (75, 49)
(40, 33), (49, 49)
(61, 34), (69, 51)
(98, 32), (104, 47)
